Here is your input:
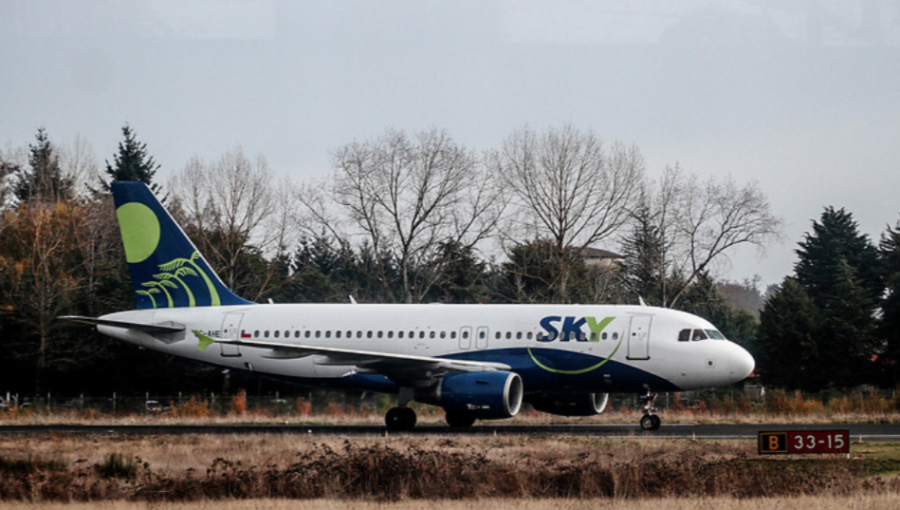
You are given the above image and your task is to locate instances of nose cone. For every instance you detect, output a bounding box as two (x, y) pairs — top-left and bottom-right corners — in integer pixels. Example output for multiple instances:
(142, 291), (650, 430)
(727, 343), (755, 382)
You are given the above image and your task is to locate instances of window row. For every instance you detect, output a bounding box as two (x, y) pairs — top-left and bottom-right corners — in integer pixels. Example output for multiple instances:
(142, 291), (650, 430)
(243, 328), (622, 342)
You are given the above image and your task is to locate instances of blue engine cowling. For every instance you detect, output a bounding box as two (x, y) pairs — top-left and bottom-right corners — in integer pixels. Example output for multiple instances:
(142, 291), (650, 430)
(419, 371), (524, 420)
(528, 392), (609, 417)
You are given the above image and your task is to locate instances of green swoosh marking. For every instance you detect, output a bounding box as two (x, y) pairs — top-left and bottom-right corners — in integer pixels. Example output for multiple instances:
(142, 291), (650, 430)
(527, 334), (625, 375)
(194, 330), (217, 352)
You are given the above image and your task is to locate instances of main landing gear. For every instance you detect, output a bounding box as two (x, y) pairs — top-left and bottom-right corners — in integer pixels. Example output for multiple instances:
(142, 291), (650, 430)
(639, 390), (662, 431)
(385, 406), (417, 431)
(385, 388), (417, 431)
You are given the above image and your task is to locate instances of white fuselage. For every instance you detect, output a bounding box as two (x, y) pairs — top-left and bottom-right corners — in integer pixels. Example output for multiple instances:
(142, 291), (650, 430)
(98, 303), (755, 395)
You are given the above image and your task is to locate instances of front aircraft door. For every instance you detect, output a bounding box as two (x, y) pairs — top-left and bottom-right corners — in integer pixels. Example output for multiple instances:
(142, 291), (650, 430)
(220, 313), (243, 357)
(626, 315), (652, 360)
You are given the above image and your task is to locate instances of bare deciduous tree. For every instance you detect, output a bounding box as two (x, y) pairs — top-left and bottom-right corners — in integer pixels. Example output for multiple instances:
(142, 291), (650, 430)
(299, 128), (505, 303)
(493, 125), (645, 302)
(167, 148), (293, 300)
(631, 165), (783, 307)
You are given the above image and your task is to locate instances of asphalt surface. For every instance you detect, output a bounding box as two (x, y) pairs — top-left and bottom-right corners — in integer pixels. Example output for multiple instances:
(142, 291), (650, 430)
(1, 423), (899, 440)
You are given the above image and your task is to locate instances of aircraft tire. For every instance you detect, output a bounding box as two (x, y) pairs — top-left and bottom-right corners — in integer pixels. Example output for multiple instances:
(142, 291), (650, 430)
(445, 411), (476, 428)
(640, 414), (661, 431)
(385, 407), (417, 431)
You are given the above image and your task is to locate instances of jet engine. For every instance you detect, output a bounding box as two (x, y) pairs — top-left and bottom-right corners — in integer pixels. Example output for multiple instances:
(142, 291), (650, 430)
(528, 392), (609, 416)
(417, 370), (524, 420)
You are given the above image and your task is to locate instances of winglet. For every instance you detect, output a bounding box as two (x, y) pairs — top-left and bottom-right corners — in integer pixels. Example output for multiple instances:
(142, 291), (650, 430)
(194, 330), (217, 352)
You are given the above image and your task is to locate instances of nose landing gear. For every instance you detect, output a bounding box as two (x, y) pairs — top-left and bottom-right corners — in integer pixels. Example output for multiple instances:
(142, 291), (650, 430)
(639, 390), (661, 431)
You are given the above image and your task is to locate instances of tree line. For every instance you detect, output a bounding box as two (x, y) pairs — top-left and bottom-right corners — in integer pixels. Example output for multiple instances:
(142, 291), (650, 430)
(1, 124), (893, 397)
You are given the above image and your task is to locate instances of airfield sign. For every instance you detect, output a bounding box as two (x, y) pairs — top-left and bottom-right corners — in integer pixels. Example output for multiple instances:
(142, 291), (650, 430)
(758, 430), (850, 455)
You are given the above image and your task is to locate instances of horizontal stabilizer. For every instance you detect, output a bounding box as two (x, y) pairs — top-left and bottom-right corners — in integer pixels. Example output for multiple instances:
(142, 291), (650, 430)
(59, 315), (185, 334)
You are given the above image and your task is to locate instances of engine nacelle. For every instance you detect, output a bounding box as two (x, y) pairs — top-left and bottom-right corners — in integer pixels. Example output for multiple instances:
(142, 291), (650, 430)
(528, 392), (609, 417)
(417, 371), (524, 420)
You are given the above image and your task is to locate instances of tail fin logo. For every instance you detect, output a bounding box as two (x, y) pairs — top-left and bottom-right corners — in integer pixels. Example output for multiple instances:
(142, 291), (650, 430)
(112, 181), (254, 309)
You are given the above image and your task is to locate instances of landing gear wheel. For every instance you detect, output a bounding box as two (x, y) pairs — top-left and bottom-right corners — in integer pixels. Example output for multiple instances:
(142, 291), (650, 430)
(445, 411), (475, 428)
(640, 414), (661, 431)
(385, 406), (417, 431)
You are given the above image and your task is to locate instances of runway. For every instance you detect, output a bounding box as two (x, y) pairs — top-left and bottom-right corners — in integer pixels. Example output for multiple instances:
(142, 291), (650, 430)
(1, 423), (899, 441)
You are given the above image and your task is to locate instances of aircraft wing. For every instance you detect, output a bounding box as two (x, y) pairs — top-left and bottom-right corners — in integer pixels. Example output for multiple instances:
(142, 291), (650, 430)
(193, 330), (509, 385)
(60, 315), (185, 334)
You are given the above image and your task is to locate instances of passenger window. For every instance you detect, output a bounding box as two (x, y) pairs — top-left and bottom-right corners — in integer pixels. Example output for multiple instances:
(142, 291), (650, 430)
(527, 332), (533, 340)
(495, 332), (501, 339)
(612, 332), (619, 340)
(315, 331), (321, 338)
(336, 331), (341, 338)
(419, 331), (425, 339)
(367, 331), (373, 338)
(462, 331), (469, 339)
(429, 331), (435, 339)
(305, 331), (311, 338)
(377, 331), (383, 339)
(692, 329), (708, 341)
(440, 331), (446, 339)
(254, 330), (260, 338)
(678, 329), (691, 342)
(294, 331), (300, 338)
(590, 332), (598, 341)
(398, 331), (404, 339)
(325, 331), (331, 338)
(274, 330), (280, 338)
(264, 331), (270, 338)
(516, 332), (522, 340)
(601, 332), (608, 341)
(450, 331), (457, 339)
(387, 331), (393, 339)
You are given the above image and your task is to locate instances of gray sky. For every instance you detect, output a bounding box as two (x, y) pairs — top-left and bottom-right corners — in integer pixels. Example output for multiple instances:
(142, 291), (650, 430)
(2, 0), (899, 288)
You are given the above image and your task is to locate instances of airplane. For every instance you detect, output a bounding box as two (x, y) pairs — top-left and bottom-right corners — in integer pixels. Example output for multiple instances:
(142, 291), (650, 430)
(62, 181), (755, 431)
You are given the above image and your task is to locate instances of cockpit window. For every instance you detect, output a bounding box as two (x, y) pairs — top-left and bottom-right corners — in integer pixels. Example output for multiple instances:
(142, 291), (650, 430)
(692, 329), (708, 341)
(705, 329), (726, 340)
(678, 329), (691, 342)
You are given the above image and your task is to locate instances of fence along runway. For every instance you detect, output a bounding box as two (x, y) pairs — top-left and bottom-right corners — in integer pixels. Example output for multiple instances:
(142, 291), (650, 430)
(1, 423), (899, 440)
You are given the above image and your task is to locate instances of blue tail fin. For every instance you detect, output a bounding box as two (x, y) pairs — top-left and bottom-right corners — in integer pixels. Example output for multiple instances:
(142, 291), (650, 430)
(111, 182), (255, 309)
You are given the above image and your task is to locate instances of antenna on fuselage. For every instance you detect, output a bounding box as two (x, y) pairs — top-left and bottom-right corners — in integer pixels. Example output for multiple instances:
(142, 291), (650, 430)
(638, 296), (648, 307)
(349, 295), (358, 305)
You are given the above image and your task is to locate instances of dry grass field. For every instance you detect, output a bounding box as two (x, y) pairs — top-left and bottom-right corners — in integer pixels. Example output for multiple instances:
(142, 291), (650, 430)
(1, 433), (900, 506)
(2, 495), (900, 510)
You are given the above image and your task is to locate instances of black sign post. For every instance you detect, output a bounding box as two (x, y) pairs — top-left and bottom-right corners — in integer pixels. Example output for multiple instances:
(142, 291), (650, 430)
(759, 430), (850, 455)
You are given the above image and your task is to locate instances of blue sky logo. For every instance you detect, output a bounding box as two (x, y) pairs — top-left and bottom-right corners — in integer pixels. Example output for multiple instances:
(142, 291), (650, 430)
(537, 316), (615, 342)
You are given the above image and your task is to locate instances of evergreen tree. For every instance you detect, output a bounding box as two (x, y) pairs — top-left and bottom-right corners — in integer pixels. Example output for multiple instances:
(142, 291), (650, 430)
(795, 207), (882, 307)
(878, 219), (900, 385)
(104, 124), (162, 194)
(785, 207), (882, 388)
(619, 204), (668, 305)
(15, 127), (73, 203)
(756, 278), (822, 390)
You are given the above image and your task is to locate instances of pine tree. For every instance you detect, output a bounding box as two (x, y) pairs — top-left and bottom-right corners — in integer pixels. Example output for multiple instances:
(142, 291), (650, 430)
(879, 219), (900, 385)
(789, 207), (882, 388)
(795, 207), (882, 307)
(756, 278), (822, 390)
(104, 124), (162, 194)
(619, 204), (668, 305)
(15, 127), (73, 203)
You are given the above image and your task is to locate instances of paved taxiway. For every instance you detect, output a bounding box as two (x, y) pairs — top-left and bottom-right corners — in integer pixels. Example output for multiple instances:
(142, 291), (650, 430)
(1, 423), (898, 441)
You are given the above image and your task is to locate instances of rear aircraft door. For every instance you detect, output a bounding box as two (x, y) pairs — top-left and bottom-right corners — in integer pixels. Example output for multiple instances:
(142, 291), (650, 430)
(220, 313), (243, 357)
(626, 315), (652, 360)
(476, 326), (490, 350)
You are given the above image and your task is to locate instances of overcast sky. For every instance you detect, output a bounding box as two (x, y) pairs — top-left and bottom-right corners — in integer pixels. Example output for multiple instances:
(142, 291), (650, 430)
(2, 0), (899, 289)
